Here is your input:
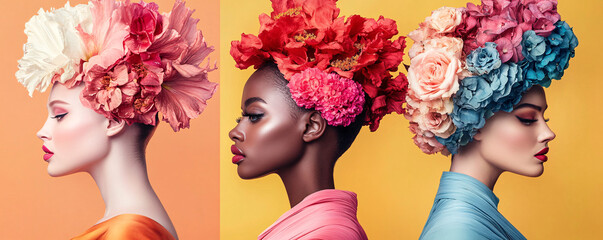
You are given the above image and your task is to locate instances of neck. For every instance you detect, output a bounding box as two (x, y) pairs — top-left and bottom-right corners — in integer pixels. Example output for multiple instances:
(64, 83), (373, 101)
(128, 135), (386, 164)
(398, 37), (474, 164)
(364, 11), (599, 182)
(87, 146), (160, 222)
(449, 146), (503, 190)
(277, 144), (336, 208)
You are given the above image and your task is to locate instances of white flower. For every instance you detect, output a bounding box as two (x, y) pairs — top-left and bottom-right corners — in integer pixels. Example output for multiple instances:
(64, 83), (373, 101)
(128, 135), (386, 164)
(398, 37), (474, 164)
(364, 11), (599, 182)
(16, 2), (92, 96)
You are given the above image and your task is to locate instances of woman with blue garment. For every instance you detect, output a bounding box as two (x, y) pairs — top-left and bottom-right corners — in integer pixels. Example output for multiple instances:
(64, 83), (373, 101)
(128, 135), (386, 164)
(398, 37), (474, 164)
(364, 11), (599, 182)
(403, 0), (578, 239)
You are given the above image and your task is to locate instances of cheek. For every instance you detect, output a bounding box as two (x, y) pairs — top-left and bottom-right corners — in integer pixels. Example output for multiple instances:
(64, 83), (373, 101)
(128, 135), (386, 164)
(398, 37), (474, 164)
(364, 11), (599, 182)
(52, 113), (110, 170)
(243, 119), (303, 174)
(481, 121), (538, 166)
(491, 124), (535, 151)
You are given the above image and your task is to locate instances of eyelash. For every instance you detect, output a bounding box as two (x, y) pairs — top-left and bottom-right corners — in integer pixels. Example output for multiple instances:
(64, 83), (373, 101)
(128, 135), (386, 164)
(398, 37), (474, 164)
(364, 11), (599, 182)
(516, 116), (550, 125)
(236, 113), (264, 123)
(51, 113), (68, 120)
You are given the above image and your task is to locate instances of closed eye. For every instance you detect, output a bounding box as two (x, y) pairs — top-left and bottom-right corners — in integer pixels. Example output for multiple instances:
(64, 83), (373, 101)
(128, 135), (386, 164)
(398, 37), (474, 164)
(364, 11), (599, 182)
(51, 113), (68, 120)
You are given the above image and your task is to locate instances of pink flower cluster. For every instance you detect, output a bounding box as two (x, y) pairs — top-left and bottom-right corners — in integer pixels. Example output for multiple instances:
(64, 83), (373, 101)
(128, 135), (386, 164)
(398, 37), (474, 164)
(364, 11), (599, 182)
(288, 68), (365, 127)
(459, 0), (560, 62)
(406, 7), (463, 154)
(77, 0), (216, 131)
(405, 0), (561, 155)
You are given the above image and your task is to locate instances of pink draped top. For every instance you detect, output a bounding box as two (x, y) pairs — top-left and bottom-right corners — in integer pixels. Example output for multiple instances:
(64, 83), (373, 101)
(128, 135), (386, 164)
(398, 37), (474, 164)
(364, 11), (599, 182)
(258, 189), (368, 240)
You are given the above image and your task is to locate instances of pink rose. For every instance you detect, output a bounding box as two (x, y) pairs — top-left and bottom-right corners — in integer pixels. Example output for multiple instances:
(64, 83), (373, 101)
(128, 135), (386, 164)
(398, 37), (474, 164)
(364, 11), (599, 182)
(406, 89), (453, 114)
(405, 100), (455, 138)
(426, 7), (463, 34)
(420, 36), (464, 59)
(408, 22), (435, 43)
(407, 49), (461, 101)
(409, 123), (445, 154)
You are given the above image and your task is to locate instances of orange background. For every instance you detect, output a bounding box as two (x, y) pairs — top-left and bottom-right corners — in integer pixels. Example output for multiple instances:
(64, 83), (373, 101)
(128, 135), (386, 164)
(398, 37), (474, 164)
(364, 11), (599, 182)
(0, 0), (219, 239)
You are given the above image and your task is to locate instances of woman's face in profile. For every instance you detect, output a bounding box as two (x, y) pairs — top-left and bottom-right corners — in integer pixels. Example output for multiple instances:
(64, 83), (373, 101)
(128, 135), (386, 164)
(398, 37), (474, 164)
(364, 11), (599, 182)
(476, 85), (556, 177)
(37, 83), (111, 177)
(229, 67), (306, 179)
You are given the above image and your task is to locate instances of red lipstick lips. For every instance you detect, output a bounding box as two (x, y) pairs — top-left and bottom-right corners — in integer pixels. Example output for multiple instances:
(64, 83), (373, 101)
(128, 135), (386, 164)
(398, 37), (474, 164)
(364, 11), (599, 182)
(42, 145), (54, 162)
(535, 147), (549, 162)
(231, 145), (245, 164)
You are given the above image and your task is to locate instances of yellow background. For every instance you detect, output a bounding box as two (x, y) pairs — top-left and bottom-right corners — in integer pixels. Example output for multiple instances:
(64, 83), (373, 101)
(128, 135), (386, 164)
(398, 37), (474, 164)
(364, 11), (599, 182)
(0, 0), (220, 239)
(220, 0), (603, 239)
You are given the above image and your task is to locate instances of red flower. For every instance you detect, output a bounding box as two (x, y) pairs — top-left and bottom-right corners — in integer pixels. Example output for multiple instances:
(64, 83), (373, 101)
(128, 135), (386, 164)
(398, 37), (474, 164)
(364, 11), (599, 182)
(230, 0), (408, 131)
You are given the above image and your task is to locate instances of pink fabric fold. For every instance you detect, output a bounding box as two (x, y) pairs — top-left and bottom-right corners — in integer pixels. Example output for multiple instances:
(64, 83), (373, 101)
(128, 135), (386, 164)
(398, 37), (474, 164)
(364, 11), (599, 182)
(258, 189), (368, 240)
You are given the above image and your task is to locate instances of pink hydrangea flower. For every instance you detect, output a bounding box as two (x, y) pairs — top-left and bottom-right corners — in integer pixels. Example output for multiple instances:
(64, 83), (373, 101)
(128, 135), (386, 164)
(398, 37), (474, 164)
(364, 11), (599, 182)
(288, 68), (365, 127)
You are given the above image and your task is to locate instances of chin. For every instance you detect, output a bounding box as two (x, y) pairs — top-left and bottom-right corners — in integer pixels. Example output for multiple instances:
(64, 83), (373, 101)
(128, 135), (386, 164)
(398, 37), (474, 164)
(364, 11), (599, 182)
(47, 167), (71, 177)
(237, 163), (273, 180)
(46, 161), (82, 177)
(514, 165), (544, 178)
(237, 165), (260, 180)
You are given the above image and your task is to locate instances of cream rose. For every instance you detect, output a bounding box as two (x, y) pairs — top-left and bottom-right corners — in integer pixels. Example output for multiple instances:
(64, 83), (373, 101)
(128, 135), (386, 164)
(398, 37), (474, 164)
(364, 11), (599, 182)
(407, 49), (461, 101)
(426, 7), (462, 33)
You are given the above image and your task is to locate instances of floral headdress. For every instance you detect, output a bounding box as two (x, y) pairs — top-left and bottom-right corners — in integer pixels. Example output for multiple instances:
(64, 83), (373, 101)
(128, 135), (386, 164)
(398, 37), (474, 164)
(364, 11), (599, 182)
(16, 0), (217, 131)
(405, 0), (578, 155)
(231, 0), (408, 130)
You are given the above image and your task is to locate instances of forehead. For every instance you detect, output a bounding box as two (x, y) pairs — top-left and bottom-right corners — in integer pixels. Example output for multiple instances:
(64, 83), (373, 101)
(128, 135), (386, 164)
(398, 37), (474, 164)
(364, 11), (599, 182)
(241, 68), (289, 106)
(48, 83), (84, 106)
(516, 85), (547, 108)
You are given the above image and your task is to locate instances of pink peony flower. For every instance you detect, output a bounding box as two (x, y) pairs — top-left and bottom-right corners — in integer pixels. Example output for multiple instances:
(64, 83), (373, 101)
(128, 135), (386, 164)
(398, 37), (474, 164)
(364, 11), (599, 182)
(123, 1), (164, 54)
(288, 68), (365, 127)
(407, 49), (461, 101)
(425, 7), (463, 34)
(81, 62), (139, 119)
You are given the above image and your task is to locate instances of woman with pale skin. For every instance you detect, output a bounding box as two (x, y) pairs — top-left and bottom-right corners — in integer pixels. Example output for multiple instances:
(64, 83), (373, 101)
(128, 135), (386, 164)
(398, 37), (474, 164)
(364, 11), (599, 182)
(17, 0), (216, 239)
(38, 83), (179, 239)
(404, 1), (578, 239)
(450, 86), (555, 189)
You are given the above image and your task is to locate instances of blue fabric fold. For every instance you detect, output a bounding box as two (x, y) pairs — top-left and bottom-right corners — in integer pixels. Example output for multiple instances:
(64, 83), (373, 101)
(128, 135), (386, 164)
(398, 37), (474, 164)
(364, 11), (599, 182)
(419, 172), (526, 240)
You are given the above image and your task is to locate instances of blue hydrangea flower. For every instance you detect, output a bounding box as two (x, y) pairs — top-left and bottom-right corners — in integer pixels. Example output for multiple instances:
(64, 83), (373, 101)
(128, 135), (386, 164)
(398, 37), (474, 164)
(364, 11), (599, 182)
(436, 127), (475, 155)
(437, 21), (578, 155)
(439, 76), (493, 154)
(521, 21), (578, 88)
(487, 63), (524, 113)
(466, 42), (502, 75)
(545, 21), (578, 80)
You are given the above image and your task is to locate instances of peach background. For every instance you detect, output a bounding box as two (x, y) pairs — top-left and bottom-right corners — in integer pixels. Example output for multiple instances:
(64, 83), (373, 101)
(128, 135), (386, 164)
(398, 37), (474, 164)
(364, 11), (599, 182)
(220, 0), (602, 239)
(0, 0), (219, 239)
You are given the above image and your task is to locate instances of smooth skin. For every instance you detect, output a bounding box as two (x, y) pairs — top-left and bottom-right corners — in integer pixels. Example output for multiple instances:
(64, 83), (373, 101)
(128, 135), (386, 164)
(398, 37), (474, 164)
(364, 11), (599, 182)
(37, 83), (178, 239)
(450, 85), (556, 189)
(229, 66), (342, 207)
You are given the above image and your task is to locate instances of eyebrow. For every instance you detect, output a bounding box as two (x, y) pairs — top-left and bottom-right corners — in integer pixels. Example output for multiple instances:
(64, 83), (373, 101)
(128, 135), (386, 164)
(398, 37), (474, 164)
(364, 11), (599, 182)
(514, 103), (547, 112)
(244, 97), (266, 107)
(48, 99), (69, 107)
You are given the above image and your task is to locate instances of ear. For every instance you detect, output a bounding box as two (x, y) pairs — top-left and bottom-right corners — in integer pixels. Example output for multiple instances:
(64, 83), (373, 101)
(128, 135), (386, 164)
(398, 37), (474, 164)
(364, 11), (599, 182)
(106, 117), (127, 137)
(302, 111), (327, 143)
(473, 129), (483, 141)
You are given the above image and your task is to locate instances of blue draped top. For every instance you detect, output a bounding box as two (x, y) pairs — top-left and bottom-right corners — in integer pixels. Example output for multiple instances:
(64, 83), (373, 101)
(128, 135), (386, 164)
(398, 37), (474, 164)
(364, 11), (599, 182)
(419, 172), (526, 240)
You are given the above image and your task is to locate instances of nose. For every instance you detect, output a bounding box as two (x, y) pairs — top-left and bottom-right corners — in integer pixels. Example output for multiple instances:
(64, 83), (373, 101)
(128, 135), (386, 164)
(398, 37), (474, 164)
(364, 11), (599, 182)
(539, 120), (556, 144)
(229, 124), (244, 142)
(37, 118), (52, 141)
